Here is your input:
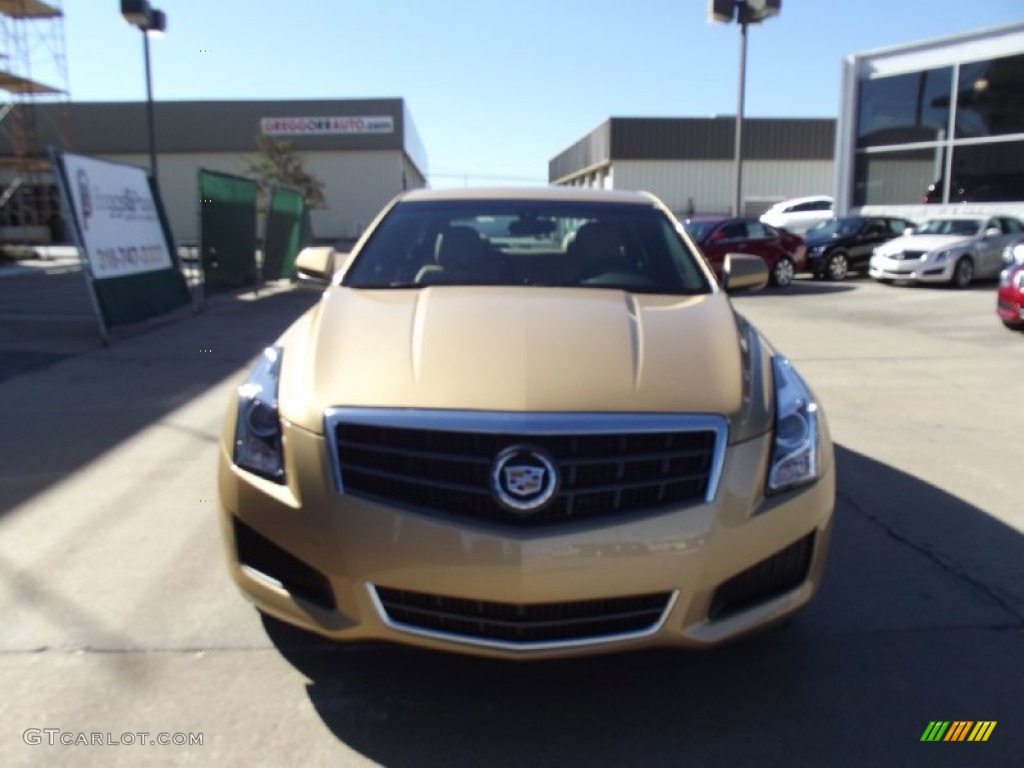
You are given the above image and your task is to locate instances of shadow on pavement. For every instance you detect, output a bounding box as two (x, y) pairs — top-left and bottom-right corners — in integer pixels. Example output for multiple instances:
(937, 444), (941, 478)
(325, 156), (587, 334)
(747, 279), (857, 297)
(0, 284), (319, 516)
(263, 445), (1023, 768)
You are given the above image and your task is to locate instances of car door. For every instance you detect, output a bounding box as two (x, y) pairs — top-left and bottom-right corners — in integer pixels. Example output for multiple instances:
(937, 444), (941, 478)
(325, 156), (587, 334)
(701, 220), (746, 275)
(849, 219), (886, 265)
(978, 218), (1007, 277)
(743, 220), (784, 269)
(995, 218), (1024, 274)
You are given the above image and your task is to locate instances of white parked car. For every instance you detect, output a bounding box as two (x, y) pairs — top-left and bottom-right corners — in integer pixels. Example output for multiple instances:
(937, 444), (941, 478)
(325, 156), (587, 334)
(868, 215), (1024, 288)
(759, 196), (834, 234)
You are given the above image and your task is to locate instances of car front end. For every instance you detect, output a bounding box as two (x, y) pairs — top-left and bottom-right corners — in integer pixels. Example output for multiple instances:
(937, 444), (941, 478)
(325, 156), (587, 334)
(997, 264), (1024, 329)
(869, 234), (972, 284)
(218, 190), (835, 660)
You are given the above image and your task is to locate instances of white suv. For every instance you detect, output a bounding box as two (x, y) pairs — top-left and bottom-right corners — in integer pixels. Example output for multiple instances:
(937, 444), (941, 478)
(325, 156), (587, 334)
(760, 196), (834, 234)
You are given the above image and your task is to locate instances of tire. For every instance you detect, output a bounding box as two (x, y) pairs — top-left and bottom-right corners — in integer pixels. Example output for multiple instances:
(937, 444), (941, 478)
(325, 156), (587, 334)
(771, 257), (795, 288)
(824, 251), (849, 281)
(1003, 319), (1024, 331)
(951, 257), (974, 288)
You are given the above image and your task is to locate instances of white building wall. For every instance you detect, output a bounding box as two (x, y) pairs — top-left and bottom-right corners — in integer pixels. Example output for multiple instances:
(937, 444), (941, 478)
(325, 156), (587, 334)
(610, 160), (834, 217)
(99, 149), (411, 244)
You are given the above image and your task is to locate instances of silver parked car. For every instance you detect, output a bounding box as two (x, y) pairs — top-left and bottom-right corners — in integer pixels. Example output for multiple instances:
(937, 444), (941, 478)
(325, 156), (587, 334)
(868, 215), (1024, 288)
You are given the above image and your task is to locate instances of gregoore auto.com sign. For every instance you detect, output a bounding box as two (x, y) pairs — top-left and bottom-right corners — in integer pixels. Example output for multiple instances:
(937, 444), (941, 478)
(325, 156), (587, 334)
(260, 115), (394, 136)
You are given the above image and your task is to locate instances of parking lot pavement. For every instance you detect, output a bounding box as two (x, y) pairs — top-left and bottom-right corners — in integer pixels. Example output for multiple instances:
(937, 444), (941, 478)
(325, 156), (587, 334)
(0, 252), (240, 383)
(0, 276), (1021, 767)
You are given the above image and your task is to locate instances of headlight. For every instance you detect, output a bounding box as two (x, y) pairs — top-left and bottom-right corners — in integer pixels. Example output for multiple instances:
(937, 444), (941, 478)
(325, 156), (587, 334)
(234, 346), (285, 482)
(767, 356), (819, 493)
(809, 245), (826, 256)
(933, 250), (949, 263)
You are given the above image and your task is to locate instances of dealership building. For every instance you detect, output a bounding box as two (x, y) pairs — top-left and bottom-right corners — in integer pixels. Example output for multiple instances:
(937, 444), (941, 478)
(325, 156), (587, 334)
(0, 98), (427, 244)
(836, 20), (1024, 221)
(551, 21), (1024, 221)
(549, 116), (835, 217)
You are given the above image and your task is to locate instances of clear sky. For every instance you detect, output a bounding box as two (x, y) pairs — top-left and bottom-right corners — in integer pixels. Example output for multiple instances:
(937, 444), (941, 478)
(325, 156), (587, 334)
(47, 1), (1024, 187)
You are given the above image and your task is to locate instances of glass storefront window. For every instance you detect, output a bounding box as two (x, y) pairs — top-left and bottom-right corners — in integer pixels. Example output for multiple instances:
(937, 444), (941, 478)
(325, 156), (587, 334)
(949, 141), (1024, 202)
(856, 67), (953, 148)
(853, 148), (942, 206)
(955, 53), (1024, 139)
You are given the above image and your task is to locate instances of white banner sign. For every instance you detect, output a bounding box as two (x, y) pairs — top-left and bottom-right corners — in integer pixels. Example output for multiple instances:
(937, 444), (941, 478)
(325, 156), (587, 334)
(60, 153), (172, 280)
(260, 115), (394, 136)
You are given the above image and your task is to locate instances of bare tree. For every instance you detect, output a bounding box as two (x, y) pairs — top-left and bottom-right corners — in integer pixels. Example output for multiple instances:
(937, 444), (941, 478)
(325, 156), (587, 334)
(242, 134), (326, 212)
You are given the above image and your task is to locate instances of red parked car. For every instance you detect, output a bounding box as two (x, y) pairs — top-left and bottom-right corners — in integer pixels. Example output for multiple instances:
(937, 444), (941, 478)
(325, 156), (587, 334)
(998, 263), (1024, 331)
(683, 216), (806, 288)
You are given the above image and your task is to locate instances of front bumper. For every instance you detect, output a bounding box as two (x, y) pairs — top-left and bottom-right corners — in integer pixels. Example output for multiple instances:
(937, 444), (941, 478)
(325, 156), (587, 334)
(869, 255), (951, 283)
(997, 293), (1024, 325)
(219, 420), (835, 660)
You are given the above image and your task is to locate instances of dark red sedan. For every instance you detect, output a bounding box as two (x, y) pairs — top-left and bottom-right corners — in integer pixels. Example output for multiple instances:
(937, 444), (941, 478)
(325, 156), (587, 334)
(998, 262), (1024, 330)
(683, 216), (806, 288)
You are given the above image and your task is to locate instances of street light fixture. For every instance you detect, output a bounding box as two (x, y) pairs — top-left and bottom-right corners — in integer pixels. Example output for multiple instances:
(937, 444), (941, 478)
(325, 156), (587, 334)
(121, 1), (167, 185)
(708, 1), (781, 217)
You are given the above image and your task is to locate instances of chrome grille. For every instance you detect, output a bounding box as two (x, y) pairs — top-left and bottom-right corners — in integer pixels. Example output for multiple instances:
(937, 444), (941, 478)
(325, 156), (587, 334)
(373, 586), (674, 647)
(327, 410), (726, 527)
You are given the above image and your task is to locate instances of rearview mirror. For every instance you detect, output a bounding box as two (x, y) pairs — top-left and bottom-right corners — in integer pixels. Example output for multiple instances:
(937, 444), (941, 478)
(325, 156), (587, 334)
(721, 253), (769, 293)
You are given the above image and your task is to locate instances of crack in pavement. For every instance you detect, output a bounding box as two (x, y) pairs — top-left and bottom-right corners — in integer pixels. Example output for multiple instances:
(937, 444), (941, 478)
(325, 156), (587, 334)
(839, 489), (1024, 624)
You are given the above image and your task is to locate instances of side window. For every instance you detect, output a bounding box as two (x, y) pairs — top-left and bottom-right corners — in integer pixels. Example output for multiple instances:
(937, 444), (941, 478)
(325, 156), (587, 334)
(813, 200), (833, 211)
(746, 221), (769, 238)
(887, 219), (909, 235)
(721, 221), (746, 239)
(998, 217), (1023, 233)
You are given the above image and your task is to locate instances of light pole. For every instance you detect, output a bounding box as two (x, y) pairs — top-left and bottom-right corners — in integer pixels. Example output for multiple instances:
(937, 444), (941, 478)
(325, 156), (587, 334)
(708, 1), (781, 217)
(121, 1), (167, 185)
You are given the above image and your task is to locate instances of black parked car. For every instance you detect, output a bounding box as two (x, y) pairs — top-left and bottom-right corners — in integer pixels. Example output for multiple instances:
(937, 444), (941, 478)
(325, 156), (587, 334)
(805, 216), (916, 281)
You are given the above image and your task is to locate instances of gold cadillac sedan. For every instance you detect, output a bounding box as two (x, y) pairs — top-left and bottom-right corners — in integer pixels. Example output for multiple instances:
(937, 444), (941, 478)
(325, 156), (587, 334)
(218, 187), (835, 660)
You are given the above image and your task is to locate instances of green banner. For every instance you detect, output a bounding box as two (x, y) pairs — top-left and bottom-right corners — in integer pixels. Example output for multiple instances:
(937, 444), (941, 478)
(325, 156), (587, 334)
(199, 170), (258, 294)
(263, 186), (310, 280)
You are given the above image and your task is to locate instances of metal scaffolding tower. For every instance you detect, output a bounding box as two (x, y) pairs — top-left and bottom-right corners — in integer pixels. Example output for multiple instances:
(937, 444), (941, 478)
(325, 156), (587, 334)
(0, 0), (71, 243)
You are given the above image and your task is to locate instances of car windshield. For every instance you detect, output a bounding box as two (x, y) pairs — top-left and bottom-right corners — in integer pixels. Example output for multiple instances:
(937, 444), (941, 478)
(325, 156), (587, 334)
(914, 219), (982, 236)
(807, 217), (864, 237)
(343, 199), (713, 295)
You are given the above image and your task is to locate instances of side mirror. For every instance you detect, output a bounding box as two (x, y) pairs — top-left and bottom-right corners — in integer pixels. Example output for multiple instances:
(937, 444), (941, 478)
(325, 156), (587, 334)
(294, 247), (335, 286)
(983, 227), (1001, 239)
(903, 228), (915, 236)
(1009, 243), (1024, 265)
(721, 253), (769, 293)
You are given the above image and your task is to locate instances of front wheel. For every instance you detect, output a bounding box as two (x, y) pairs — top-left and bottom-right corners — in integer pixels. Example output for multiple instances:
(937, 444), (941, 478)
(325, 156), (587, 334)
(771, 257), (795, 288)
(824, 251), (849, 281)
(951, 257), (974, 288)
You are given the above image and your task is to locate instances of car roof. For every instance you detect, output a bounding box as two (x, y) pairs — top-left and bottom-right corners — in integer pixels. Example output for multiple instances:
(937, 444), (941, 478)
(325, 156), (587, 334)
(769, 195), (834, 208)
(397, 186), (658, 205)
(921, 214), (989, 221)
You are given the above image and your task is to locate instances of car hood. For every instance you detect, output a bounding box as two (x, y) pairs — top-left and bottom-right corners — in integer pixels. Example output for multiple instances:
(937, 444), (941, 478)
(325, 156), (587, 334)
(277, 286), (752, 433)
(876, 234), (974, 255)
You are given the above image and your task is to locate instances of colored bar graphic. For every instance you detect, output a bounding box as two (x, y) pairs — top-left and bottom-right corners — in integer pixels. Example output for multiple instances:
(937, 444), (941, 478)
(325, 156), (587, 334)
(944, 721), (972, 741)
(968, 722), (997, 742)
(921, 721), (996, 742)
